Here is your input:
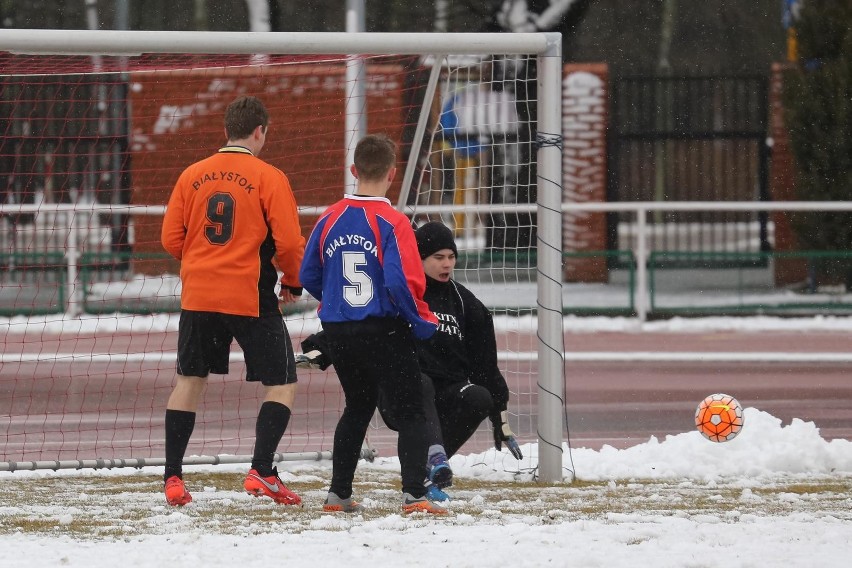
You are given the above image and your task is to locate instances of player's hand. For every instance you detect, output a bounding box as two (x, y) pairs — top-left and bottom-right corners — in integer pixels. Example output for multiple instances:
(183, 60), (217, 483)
(490, 410), (523, 460)
(278, 287), (299, 304)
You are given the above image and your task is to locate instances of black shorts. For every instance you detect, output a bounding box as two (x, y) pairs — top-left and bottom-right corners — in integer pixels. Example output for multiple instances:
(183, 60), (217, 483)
(322, 317), (425, 422)
(176, 310), (297, 386)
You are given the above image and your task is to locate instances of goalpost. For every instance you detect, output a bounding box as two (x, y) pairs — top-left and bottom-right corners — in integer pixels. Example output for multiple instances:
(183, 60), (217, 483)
(0, 30), (568, 483)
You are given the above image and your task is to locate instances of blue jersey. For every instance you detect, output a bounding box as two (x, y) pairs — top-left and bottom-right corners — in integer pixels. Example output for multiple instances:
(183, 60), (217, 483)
(300, 194), (438, 340)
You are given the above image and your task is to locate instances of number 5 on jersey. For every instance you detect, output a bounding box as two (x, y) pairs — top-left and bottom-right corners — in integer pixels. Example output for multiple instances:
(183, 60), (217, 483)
(342, 251), (373, 306)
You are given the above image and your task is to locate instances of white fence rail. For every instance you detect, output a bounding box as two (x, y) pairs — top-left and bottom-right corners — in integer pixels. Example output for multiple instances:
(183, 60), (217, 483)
(414, 200), (852, 321)
(2, 200), (851, 321)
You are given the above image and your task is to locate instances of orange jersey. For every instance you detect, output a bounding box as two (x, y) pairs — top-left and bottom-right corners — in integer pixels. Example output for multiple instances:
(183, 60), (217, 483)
(161, 146), (305, 317)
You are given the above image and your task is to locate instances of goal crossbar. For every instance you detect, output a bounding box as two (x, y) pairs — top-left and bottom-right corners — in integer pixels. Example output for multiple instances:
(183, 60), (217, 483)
(0, 29), (558, 57)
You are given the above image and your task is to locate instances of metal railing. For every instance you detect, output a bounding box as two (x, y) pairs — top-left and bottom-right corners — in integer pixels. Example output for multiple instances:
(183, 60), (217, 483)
(2, 201), (852, 321)
(409, 200), (852, 321)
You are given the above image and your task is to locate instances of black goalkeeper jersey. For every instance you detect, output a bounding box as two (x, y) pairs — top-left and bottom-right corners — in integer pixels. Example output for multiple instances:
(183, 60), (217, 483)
(417, 276), (510, 410)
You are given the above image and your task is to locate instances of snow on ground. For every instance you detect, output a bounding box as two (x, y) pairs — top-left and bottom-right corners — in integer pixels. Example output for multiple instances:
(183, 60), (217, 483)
(5, 310), (852, 337)
(1, 407), (851, 568)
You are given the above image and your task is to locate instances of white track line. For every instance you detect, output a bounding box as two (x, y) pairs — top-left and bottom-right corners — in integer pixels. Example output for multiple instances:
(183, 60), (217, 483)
(2, 352), (852, 363)
(509, 352), (852, 362)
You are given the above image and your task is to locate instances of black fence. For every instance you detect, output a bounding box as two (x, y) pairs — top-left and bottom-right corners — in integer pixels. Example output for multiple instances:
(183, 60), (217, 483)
(607, 74), (771, 266)
(0, 73), (132, 267)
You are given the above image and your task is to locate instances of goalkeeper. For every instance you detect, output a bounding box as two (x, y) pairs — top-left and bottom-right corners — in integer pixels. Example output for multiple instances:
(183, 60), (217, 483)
(298, 221), (522, 501)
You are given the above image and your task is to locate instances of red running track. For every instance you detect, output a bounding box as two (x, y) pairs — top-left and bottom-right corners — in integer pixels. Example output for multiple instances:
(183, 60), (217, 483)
(1, 328), (850, 464)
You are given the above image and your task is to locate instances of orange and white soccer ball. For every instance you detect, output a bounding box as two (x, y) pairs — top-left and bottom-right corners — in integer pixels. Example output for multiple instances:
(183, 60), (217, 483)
(695, 393), (744, 442)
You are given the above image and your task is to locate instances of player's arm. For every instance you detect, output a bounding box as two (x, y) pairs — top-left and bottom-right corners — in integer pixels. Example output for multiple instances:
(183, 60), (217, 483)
(459, 284), (509, 406)
(458, 283), (522, 459)
(161, 176), (188, 260)
(298, 215), (329, 302)
(383, 220), (438, 339)
(264, 169), (305, 299)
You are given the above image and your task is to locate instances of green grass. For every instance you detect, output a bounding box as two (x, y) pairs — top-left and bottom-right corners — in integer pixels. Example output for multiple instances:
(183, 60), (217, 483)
(1, 470), (850, 538)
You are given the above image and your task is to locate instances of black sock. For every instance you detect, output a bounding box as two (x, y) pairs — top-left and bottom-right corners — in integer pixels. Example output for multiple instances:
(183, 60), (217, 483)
(164, 409), (196, 482)
(251, 401), (291, 477)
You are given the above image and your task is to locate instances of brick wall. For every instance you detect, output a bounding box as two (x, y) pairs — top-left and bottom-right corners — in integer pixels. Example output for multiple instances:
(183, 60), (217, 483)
(561, 63), (609, 283)
(129, 64), (408, 275)
(130, 62), (615, 283)
(768, 62), (807, 285)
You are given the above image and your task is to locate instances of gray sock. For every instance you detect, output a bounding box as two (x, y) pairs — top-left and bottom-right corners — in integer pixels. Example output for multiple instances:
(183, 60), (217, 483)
(428, 444), (447, 462)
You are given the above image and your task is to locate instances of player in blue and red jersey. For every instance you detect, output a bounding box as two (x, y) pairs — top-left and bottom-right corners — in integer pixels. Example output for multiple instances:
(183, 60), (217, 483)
(300, 133), (446, 515)
(297, 221), (523, 503)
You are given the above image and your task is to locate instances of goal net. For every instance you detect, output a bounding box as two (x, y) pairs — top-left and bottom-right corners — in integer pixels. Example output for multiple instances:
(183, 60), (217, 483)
(0, 30), (567, 481)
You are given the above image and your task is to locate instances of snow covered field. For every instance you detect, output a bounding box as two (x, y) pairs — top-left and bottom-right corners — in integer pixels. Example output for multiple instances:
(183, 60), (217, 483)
(2, 314), (851, 566)
(1, 406), (850, 568)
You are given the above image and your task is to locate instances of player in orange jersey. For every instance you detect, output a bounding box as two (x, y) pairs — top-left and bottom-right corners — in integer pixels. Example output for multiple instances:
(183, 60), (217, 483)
(160, 96), (305, 507)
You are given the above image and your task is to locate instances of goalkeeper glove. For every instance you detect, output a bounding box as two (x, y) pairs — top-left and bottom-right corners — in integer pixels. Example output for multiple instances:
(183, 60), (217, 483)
(294, 350), (329, 370)
(490, 410), (523, 460)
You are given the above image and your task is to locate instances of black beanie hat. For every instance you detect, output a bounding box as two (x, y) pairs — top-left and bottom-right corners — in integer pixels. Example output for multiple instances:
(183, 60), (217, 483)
(415, 221), (458, 259)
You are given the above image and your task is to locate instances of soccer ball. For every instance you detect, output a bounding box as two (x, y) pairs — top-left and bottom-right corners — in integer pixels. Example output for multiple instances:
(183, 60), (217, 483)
(695, 393), (744, 442)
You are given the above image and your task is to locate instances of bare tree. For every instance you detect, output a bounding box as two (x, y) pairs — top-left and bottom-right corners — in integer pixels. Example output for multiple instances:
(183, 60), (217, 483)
(245, 0), (271, 31)
(496, 0), (582, 32)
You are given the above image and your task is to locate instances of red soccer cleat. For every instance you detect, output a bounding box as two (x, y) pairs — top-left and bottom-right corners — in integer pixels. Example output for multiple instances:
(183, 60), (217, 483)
(243, 467), (301, 505)
(164, 475), (192, 506)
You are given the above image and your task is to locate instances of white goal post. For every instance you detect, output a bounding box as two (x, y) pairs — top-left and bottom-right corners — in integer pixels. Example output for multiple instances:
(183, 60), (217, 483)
(0, 30), (567, 482)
